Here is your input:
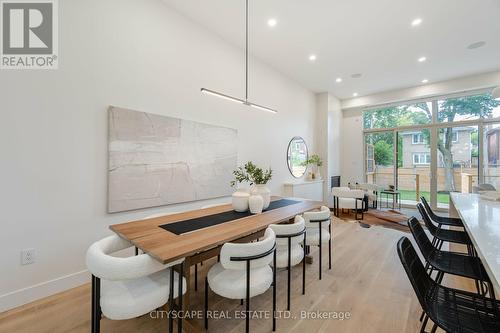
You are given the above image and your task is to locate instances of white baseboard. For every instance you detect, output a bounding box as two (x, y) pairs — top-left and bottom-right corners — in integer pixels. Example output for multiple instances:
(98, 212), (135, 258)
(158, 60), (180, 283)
(0, 270), (90, 313)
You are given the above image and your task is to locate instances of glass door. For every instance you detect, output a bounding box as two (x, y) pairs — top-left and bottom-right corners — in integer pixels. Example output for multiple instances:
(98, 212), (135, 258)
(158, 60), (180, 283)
(435, 125), (479, 208)
(482, 122), (500, 188)
(365, 132), (395, 192)
(396, 129), (432, 207)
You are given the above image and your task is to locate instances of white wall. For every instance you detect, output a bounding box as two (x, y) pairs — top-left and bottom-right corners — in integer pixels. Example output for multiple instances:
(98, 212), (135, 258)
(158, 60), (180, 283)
(315, 93), (342, 204)
(341, 109), (364, 185)
(0, 0), (317, 311)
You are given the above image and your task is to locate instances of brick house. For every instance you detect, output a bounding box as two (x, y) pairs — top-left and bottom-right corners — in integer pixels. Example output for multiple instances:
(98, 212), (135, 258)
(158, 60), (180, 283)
(400, 127), (474, 168)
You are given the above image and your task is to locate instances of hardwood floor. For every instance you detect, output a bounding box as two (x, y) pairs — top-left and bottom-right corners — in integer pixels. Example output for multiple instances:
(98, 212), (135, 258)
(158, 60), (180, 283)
(0, 219), (473, 333)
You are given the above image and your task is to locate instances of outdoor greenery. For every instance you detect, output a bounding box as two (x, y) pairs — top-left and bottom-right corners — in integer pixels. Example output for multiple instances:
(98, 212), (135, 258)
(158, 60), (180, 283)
(364, 93), (500, 191)
(230, 162), (273, 188)
(373, 141), (393, 166)
(398, 190), (450, 205)
(301, 154), (323, 167)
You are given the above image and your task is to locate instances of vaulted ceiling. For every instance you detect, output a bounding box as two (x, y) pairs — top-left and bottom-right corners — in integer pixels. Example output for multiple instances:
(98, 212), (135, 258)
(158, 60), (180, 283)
(163, 0), (500, 99)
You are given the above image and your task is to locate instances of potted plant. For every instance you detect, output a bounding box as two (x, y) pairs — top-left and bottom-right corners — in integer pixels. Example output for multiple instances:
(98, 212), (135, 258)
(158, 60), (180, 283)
(230, 162), (273, 210)
(302, 154), (323, 180)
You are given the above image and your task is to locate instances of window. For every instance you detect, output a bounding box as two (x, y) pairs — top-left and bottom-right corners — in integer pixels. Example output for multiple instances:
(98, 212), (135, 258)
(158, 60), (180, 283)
(412, 133), (424, 144)
(413, 153), (430, 165)
(366, 144), (374, 173)
(440, 130), (460, 144)
(437, 93), (500, 123)
(363, 102), (432, 130)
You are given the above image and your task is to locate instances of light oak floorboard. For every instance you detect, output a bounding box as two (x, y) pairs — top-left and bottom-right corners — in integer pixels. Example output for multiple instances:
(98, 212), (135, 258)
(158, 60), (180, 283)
(0, 219), (473, 333)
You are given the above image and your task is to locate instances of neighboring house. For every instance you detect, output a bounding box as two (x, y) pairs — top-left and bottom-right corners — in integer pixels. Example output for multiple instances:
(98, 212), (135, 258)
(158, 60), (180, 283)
(400, 127), (473, 168)
(486, 127), (500, 166)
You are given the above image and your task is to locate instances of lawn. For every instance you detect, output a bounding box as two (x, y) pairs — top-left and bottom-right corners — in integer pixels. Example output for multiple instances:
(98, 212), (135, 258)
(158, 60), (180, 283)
(398, 190), (450, 204)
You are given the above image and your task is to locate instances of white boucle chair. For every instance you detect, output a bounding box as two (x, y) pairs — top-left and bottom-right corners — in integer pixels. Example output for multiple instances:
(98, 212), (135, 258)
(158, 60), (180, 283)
(205, 228), (277, 333)
(332, 186), (365, 219)
(269, 215), (306, 311)
(303, 206), (332, 280)
(86, 234), (186, 333)
(357, 183), (379, 209)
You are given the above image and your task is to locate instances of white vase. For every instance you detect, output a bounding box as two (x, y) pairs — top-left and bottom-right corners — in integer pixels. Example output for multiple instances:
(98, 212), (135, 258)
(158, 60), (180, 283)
(248, 195), (264, 214)
(232, 191), (250, 212)
(315, 166), (321, 180)
(251, 184), (271, 209)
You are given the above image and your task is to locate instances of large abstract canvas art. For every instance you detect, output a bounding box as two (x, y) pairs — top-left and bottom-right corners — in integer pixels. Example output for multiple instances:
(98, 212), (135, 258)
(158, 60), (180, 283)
(108, 106), (237, 213)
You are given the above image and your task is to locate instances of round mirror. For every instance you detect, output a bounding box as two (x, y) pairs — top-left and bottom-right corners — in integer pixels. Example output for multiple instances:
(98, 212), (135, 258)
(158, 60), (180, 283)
(287, 136), (308, 178)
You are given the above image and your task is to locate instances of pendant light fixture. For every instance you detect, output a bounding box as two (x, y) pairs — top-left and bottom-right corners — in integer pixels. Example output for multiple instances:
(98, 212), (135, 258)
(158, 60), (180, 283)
(201, 0), (277, 114)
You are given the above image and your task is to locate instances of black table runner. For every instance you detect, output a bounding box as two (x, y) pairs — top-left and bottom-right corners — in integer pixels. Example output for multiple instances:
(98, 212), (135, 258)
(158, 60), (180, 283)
(159, 199), (300, 235)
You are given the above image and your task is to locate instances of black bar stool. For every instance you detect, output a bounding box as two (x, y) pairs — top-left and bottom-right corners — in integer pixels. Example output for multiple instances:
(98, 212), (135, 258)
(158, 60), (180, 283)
(408, 217), (494, 298)
(416, 203), (474, 255)
(397, 237), (500, 333)
(420, 196), (464, 228)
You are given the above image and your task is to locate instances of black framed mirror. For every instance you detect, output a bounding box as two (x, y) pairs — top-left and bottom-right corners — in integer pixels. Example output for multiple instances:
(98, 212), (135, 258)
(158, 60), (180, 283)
(287, 136), (308, 178)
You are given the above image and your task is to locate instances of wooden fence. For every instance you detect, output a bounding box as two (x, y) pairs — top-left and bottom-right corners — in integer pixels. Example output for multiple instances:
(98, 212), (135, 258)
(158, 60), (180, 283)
(366, 166), (479, 193)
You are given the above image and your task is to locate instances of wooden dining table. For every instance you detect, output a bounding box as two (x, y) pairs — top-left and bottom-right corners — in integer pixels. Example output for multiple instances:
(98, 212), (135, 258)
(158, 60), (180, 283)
(110, 196), (324, 328)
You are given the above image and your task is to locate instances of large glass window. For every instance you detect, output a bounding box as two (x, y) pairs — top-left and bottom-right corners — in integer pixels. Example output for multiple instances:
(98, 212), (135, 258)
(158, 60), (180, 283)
(397, 129), (431, 206)
(435, 126), (479, 208)
(363, 102), (432, 130)
(483, 122), (500, 189)
(437, 93), (500, 122)
(365, 132), (395, 190)
(363, 91), (500, 211)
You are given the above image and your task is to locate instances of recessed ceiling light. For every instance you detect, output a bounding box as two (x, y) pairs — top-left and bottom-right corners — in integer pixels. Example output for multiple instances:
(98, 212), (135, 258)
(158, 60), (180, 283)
(422, 79), (429, 84)
(351, 73), (362, 79)
(411, 18), (423, 27)
(336, 77), (342, 83)
(267, 18), (277, 27)
(309, 54), (317, 62)
(353, 93), (358, 97)
(467, 41), (486, 50)
(418, 56), (427, 62)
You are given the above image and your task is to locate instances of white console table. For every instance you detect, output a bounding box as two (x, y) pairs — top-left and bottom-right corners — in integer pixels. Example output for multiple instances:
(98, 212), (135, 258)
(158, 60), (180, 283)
(283, 179), (325, 201)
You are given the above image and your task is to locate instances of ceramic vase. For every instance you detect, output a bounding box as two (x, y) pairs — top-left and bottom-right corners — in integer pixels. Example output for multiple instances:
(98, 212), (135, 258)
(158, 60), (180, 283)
(315, 166), (321, 180)
(251, 184), (271, 209)
(248, 195), (264, 214)
(232, 191), (250, 212)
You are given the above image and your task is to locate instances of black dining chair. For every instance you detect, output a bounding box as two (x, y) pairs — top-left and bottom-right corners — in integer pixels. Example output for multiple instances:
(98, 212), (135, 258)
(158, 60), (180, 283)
(416, 203), (474, 255)
(397, 236), (500, 333)
(420, 196), (464, 228)
(407, 217), (494, 297)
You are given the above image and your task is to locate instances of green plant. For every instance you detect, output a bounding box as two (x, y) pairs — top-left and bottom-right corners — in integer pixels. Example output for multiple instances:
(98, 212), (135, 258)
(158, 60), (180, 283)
(301, 154), (323, 167)
(230, 162), (273, 188)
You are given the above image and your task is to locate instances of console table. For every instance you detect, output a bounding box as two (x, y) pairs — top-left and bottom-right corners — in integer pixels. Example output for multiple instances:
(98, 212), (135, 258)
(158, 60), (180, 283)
(283, 179), (325, 201)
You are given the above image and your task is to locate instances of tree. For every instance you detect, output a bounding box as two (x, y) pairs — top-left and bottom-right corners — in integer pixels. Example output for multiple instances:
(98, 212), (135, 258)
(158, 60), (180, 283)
(374, 141), (393, 166)
(415, 94), (500, 192)
(471, 132), (478, 158)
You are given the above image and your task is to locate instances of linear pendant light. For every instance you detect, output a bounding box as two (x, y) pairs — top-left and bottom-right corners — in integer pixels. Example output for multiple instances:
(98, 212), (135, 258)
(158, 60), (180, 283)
(201, 0), (277, 114)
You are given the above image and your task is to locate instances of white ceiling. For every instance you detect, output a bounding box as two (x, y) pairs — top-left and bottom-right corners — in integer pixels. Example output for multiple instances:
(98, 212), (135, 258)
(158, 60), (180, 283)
(162, 0), (500, 100)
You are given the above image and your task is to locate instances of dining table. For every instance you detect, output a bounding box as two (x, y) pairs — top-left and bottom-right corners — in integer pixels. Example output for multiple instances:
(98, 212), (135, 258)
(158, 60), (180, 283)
(109, 196), (324, 330)
(449, 192), (500, 294)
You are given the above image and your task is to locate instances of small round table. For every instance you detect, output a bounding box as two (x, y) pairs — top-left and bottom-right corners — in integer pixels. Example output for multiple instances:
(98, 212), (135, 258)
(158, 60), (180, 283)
(379, 190), (401, 210)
